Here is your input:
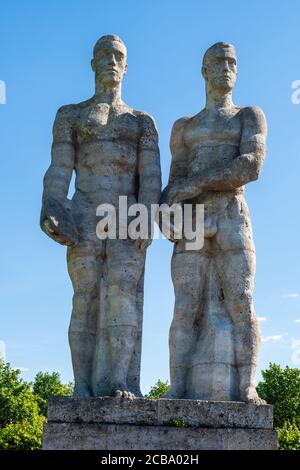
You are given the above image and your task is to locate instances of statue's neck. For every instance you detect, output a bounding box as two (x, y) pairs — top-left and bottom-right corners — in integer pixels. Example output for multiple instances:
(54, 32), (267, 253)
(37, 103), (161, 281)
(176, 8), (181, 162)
(205, 84), (234, 110)
(94, 80), (123, 105)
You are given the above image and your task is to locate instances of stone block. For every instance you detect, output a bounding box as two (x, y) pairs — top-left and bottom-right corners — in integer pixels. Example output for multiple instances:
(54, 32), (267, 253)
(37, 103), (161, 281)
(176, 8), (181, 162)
(43, 397), (277, 450)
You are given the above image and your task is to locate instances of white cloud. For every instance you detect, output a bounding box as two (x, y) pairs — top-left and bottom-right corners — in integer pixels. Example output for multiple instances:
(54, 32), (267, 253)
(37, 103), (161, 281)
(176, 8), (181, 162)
(285, 293), (299, 298)
(258, 316), (267, 322)
(291, 338), (300, 365)
(295, 319), (300, 323)
(262, 333), (288, 343)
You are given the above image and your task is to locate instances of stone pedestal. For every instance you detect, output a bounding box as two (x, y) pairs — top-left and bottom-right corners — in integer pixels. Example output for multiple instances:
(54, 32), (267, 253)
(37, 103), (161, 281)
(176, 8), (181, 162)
(42, 397), (277, 450)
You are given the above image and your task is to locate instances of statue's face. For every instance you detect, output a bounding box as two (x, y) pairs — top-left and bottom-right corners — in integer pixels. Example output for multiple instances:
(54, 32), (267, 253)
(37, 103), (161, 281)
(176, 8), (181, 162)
(203, 47), (237, 92)
(92, 40), (127, 86)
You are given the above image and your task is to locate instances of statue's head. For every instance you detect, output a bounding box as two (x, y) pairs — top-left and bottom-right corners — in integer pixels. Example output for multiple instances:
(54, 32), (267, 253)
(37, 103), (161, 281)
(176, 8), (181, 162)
(91, 35), (127, 87)
(202, 42), (237, 92)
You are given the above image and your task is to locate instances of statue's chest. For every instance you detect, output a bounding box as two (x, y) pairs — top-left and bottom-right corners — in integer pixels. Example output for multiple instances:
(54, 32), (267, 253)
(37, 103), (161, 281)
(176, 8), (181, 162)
(184, 112), (241, 149)
(76, 104), (140, 144)
(185, 112), (242, 173)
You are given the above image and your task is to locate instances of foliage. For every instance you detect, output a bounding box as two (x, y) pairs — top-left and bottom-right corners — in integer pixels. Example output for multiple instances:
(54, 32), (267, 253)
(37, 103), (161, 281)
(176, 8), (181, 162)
(0, 360), (72, 450)
(0, 415), (45, 450)
(166, 418), (188, 427)
(33, 371), (73, 416)
(0, 360), (40, 428)
(257, 363), (300, 450)
(0, 359), (43, 449)
(277, 421), (300, 451)
(256, 363), (300, 428)
(145, 379), (170, 399)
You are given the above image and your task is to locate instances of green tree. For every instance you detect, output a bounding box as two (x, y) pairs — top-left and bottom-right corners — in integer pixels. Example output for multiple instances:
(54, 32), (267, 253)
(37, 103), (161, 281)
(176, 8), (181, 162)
(257, 363), (300, 450)
(145, 379), (170, 399)
(276, 421), (300, 451)
(33, 371), (73, 416)
(0, 415), (45, 450)
(0, 359), (45, 450)
(256, 363), (300, 428)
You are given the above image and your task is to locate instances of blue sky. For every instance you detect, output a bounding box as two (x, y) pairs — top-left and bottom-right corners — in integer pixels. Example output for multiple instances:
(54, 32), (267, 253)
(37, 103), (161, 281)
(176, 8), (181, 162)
(0, 0), (300, 393)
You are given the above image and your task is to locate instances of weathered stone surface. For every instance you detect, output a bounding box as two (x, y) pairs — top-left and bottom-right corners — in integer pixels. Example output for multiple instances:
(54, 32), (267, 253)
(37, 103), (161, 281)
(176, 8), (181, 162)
(43, 423), (277, 450)
(47, 397), (274, 429)
(161, 42), (267, 403)
(40, 35), (161, 398)
(43, 397), (277, 450)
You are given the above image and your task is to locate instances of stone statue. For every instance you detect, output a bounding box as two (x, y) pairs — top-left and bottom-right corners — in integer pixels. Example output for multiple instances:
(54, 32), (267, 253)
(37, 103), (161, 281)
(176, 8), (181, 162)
(162, 42), (267, 404)
(41, 35), (161, 398)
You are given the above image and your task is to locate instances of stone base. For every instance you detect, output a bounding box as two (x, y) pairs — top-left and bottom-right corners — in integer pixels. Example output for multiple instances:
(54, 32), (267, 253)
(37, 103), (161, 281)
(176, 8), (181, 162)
(42, 397), (278, 450)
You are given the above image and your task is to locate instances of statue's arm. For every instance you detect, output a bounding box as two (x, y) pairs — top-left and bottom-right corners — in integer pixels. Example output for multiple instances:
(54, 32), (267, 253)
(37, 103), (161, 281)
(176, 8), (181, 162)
(168, 118), (189, 184)
(138, 113), (162, 209)
(42, 105), (76, 204)
(136, 113), (162, 249)
(41, 105), (77, 244)
(159, 118), (189, 241)
(199, 106), (267, 191)
(166, 107), (267, 203)
(161, 117), (189, 204)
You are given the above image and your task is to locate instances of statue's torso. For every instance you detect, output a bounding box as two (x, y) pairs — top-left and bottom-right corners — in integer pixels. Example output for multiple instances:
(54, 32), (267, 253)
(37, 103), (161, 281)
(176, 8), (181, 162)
(179, 106), (253, 246)
(184, 106), (241, 184)
(72, 101), (141, 206)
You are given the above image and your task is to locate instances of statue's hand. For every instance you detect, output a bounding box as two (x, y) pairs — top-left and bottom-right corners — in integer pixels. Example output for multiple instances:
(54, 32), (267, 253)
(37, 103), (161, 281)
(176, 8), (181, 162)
(40, 196), (79, 247)
(161, 183), (179, 206)
(133, 213), (153, 251)
(162, 177), (204, 206)
(135, 237), (152, 251)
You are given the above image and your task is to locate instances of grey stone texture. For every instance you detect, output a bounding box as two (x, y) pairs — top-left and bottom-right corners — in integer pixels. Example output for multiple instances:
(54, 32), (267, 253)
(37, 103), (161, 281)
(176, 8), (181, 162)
(40, 35), (161, 398)
(161, 42), (267, 403)
(43, 397), (277, 450)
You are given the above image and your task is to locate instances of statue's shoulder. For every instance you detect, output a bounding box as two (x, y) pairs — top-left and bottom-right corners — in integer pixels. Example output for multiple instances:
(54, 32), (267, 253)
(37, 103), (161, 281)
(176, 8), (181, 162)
(55, 103), (80, 126)
(133, 109), (158, 130)
(238, 106), (267, 130)
(56, 103), (79, 116)
(172, 115), (191, 134)
(170, 116), (191, 150)
(56, 98), (96, 119)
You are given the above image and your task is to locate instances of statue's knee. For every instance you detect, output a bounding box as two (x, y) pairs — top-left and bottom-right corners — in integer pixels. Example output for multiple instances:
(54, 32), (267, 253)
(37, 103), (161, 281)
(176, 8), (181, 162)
(72, 286), (97, 311)
(174, 294), (199, 319)
(171, 311), (193, 332)
(108, 272), (138, 296)
(227, 297), (256, 328)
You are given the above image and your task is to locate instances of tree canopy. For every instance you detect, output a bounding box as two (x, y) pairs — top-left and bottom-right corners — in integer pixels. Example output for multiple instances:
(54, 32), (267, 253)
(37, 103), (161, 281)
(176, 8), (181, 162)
(257, 363), (300, 450)
(0, 360), (72, 450)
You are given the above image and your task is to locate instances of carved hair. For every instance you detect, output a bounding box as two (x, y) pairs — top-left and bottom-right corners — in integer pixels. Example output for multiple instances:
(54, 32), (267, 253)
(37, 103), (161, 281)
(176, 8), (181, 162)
(203, 42), (236, 66)
(93, 35), (126, 57)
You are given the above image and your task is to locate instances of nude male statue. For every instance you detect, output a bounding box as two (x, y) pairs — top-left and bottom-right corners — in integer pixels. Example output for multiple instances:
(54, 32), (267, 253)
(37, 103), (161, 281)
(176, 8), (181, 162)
(162, 42), (267, 404)
(41, 35), (161, 398)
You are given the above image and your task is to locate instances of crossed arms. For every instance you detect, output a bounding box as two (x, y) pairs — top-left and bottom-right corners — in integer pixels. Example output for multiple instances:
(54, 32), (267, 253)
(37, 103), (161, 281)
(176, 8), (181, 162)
(162, 106), (267, 206)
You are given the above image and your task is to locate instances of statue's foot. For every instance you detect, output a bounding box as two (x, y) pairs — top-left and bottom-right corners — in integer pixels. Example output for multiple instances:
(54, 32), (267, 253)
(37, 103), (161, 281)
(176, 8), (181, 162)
(240, 387), (266, 405)
(73, 384), (91, 397)
(111, 384), (136, 399)
(129, 388), (143, 398)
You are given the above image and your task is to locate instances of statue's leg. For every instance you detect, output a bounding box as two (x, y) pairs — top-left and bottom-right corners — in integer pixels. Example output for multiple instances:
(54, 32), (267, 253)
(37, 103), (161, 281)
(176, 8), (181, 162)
(67, 242), (101, 397)
(165, 245), (209, 399)
(106, 239), (145, 398)
(126, 262), (146, 397)
(215, 199), (265, 404)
